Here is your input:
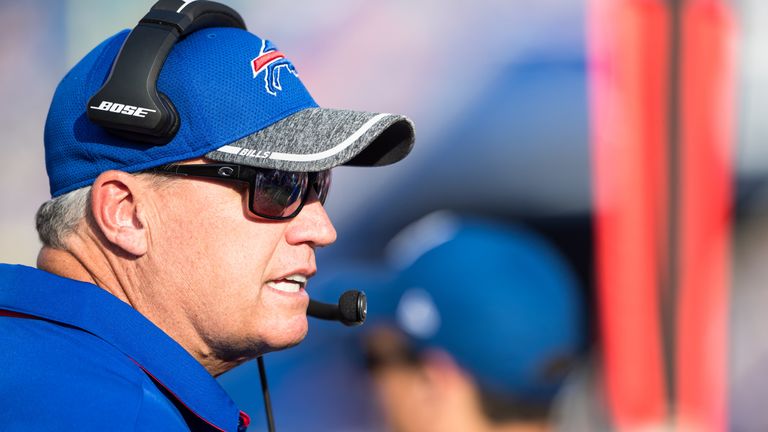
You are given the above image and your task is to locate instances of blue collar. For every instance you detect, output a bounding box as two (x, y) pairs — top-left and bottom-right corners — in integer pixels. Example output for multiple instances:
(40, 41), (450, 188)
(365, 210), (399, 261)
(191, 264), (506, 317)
(0, 264), (242, 432)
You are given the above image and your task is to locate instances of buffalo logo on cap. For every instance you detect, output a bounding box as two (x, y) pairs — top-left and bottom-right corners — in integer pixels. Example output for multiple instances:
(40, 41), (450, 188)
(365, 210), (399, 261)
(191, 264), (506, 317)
(250, 40), (298, 96)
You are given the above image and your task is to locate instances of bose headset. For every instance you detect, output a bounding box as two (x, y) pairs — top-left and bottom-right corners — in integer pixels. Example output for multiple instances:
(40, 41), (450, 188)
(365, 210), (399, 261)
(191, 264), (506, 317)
(87, 1), (367, 430)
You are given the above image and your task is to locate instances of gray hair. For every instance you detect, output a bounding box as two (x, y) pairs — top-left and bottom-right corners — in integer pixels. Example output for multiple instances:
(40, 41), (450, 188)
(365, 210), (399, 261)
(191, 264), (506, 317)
(35, 172), (176, 249)
(35, 186), (92, 249)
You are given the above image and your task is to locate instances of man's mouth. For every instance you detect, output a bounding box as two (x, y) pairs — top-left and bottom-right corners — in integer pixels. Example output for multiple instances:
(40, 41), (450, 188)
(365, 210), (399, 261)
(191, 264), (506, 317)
(266, 274), (307, 293)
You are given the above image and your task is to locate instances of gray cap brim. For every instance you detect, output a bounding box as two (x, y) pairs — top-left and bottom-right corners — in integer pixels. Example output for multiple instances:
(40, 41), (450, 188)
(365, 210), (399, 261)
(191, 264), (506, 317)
(205, 107), (415, 172)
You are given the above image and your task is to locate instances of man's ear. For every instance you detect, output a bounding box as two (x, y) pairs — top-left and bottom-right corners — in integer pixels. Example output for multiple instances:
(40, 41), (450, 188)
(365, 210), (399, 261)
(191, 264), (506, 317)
(90, 170), (149, 257)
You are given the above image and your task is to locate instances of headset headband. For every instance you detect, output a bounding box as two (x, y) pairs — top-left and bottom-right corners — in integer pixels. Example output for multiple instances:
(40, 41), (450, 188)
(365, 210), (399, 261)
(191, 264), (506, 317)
(86, 0), (246, 145)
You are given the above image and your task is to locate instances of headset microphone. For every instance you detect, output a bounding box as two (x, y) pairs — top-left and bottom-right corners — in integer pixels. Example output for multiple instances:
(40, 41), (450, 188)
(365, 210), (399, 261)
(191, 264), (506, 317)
(257, 291), (366, 432)
(307, 290), (367, 326)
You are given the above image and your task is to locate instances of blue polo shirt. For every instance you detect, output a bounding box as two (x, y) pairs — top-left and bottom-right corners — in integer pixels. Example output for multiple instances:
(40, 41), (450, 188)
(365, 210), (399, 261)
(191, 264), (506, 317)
(0, 264), (250, 431)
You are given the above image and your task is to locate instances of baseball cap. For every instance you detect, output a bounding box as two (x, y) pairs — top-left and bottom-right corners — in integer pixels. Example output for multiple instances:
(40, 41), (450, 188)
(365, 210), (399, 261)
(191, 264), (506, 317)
(44, 27), (415, 197)
(375, 212), (585, 401)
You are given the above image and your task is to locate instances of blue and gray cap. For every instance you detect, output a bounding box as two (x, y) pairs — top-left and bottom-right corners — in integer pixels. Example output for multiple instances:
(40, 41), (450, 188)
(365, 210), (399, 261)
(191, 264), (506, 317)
(44, 27), (415, 197)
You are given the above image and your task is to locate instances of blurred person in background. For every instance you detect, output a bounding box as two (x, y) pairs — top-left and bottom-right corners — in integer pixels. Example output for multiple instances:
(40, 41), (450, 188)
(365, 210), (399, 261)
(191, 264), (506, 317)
(360, 213), (586, 432)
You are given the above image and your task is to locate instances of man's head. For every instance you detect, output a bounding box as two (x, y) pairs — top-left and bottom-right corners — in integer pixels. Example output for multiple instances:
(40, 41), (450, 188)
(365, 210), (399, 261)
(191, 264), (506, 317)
(36, 2), (414, 374)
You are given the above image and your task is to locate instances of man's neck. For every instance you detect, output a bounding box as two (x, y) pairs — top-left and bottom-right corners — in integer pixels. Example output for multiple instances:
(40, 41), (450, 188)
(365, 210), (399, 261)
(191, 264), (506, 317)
(36, 245), (242, 377)
(37, 245), (133, 306)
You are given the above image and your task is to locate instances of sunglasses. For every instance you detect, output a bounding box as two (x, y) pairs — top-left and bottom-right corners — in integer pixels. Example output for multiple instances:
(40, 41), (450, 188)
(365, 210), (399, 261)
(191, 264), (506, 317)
(150, 163), (331, 220)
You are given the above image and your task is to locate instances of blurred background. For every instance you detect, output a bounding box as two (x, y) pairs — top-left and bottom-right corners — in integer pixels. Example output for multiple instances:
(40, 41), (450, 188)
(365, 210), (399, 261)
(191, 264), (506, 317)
(1, 0), (767, 431)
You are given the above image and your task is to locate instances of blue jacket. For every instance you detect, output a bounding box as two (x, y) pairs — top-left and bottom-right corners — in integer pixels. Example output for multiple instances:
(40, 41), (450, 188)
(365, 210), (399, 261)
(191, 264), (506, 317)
(0, 264), (250, 431)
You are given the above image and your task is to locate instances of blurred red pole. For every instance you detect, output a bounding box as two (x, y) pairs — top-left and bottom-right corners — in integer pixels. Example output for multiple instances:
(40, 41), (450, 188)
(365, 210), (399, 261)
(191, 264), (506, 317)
(676, 1), (735, 430)
(588, 0), (670, 429)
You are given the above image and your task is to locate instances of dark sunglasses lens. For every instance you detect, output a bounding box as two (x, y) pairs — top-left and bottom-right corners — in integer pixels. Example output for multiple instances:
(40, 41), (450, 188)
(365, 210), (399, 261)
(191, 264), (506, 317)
(313, 170), (332, 204)
(251, 170), (307, 218)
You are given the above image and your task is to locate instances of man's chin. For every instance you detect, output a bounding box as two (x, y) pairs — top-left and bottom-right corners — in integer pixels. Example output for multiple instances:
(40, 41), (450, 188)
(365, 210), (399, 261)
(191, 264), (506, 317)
(257, 316), (309, 354)
(206, 316), (308, 364)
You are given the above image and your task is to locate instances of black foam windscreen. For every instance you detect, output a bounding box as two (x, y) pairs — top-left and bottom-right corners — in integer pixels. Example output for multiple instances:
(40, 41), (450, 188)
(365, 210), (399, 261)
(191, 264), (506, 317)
(338, 290), (366, 325)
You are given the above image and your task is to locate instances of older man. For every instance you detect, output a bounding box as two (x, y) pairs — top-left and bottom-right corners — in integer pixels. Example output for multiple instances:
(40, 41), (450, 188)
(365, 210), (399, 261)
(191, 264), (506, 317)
(0, 1), (414, 431)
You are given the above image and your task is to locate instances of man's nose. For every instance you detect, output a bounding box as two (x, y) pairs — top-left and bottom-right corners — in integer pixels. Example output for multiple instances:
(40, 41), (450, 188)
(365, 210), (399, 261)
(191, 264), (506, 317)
(285, 200), (337, 247)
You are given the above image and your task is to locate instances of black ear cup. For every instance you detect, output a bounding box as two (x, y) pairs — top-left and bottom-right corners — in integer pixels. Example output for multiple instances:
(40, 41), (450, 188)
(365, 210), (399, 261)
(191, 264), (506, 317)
(86, 0), (245, 145)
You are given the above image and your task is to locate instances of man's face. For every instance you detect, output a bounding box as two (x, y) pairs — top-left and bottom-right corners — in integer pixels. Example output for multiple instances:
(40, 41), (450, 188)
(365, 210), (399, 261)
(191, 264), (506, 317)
(138, 162), (337, 364)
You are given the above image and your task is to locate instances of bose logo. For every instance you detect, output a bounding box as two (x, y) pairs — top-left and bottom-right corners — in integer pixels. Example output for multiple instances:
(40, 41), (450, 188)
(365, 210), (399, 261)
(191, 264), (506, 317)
(89, 101), (157, 118)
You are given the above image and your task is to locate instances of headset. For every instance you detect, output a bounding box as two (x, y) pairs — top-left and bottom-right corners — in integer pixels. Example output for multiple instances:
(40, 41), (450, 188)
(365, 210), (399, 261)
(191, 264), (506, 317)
(90, 2), (367, 430)
(87, 0), (245, 144)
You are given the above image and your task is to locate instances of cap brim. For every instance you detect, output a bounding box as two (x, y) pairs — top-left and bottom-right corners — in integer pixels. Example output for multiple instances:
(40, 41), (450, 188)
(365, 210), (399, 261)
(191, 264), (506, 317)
(205, 107), (415, 172)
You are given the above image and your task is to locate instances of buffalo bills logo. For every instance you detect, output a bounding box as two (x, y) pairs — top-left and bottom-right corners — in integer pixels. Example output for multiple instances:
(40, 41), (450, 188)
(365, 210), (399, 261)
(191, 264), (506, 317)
(251, 40), (298, 96)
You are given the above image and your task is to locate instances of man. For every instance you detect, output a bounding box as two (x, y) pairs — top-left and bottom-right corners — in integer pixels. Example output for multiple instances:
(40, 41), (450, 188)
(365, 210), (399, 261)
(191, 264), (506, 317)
(360, 213), (585, 432)
(0, 1), (414, 431)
